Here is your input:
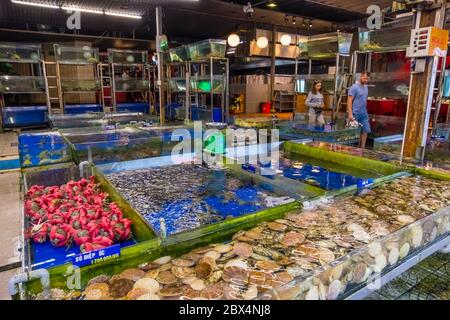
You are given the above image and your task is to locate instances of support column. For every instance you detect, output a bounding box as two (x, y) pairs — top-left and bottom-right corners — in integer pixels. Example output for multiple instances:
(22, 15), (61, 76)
(401, 2), (447, 160)
(156, 6), (165, 125)
(270, 25), (277, 108)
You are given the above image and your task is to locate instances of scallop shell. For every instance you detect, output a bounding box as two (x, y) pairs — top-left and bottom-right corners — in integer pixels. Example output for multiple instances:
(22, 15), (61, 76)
(245, 230), (263, 240)
(280, 232), (305, 247)
(138, 262), (158, 272)
(374, 254), (387, 273)
(276, 256), (295, 266)
(233, 242), (253, 259)
(126, 288), (150, 300)
(87, 275), (110, 287)
(136, 293), (160, 300)
(222, 266), (249, 285)
(133, 278), (160, 294)
(181, 253), (204, 262)
(85, 283), (110, 300)
(201, 282), (224, 300)
(368, 242), (382, 258)
(411, 226), (423, 248)
(159, 263), (173, 272)
(388, 247), (399, 265)
(153, 255), (172, 265)
(267, 222), (287, 232)
(305, 286), (319, 300)
(172, 258), (195, 267)
(213, 244), (233, 254)
(255, 260), (281, 272)
(326, 280), (342, 300)
(120, 268), (145, 282)
(172, 266), (195, 279)
(397, 215), (415, 225)
(248, 270), (267, 287)
(224, 259), (248, 270)
(144, 268), (160, 279)
(156, 271), (178, 285)
(194, 257), (216, 279)
(204, 251), (221, 261)
(180, 276), (198, 285)
(109, 277), (134, 298)
(399, 243), (410, 259)
(317, 248), (335, 264)
(190, 279), (206, 291)
(244, 285), (258, 300)
(159, 286), (186, 297)
(352, 262), (367, 283)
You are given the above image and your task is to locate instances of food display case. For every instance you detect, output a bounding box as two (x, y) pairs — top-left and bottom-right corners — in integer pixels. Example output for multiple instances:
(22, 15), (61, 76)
(169, 45), (189, 63)
(359, 25), (411, 52)
(306, 32), (353, 60)
(54, 45), (99, 65)
(21, 162), (156, 271)
(108, 49), (147, 65)
(0, 43), (48, 128)
(188, 39), (227, 61)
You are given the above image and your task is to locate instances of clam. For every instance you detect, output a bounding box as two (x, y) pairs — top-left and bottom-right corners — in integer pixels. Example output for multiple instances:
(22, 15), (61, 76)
(213, 244), (233, 254)
(224, 259), (248, 270)
(305, 286), (319, 300)
(222, 266), (249, 285)
(397, 215), (415, 225)
(159, 286), (186, 298)
(159, 263), (173, 272)
(352, 262), (367, 283)
(411, 226), (423, 248)
(248, 270), (267, 287)
(204, 250), (221, 261)
(195, 256), (216, 279)
(138, 262), (158, 272)
(245, 230), (263, 240)
(267, 222), (287, 232)
(172, 266), (195, 279)
(144, 268), (160, 279)
(133, 278), (160, 294)
(368, 242), (382, 258)
(190, 279), (206, 291)
(127, 288), (150, 300)
(201, 282), (224, 300)
(85, 283), (110, 300)
(87, 275), (110, 287)
(374, 254), (387, 273)
(243, 285), (258, 300)
(280, 232), (305, 247)
(181, 276), (199, 285)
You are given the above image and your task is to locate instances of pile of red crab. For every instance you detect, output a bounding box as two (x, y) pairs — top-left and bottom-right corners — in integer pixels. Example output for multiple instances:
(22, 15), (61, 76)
(25, 176), (132, 253)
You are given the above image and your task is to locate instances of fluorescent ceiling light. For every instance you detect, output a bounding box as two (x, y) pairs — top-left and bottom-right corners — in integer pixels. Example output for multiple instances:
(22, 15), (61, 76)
(11, 0), (59, 9)
(106, 12), (142, 19)
(62, 6), (104, 15)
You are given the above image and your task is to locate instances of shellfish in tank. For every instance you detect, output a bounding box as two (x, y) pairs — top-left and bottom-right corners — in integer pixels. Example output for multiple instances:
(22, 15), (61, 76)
(84, 283), (110, 300)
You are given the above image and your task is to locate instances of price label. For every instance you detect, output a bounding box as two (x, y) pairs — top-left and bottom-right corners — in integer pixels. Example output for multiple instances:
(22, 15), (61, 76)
(72, 244), (120, 268)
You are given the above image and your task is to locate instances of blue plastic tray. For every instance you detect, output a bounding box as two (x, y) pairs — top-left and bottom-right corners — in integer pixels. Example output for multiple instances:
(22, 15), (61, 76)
(2, 106), (48, 127)
(117, 103), (149, 114)
(64, 104), (103, 114)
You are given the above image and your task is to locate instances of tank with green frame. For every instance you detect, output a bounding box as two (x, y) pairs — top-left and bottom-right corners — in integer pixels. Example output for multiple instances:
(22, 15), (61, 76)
(17, 143), (450, 300)
(20, 162), (157, 273)
(58, 125), (166, 165)
(278, 113), (361, 144)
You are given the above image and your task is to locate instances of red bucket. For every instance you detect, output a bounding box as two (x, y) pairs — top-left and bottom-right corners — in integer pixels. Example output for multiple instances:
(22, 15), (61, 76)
(261, 102), (271, 114)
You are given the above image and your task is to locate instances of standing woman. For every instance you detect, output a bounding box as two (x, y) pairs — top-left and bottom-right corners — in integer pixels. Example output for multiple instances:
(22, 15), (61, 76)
(306, 80), (325, 125)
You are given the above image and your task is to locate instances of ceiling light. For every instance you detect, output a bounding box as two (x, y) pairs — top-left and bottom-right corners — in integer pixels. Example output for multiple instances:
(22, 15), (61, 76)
(11, 0), (59, 9)
(227, 33), (240, 47)
(292, 17), (296, 25)
(302, 19), (306, 27)
(62, 6), (104, 15)
(285, 15), (289, 23)
(266, 1), (277, 8)
(309, 20), (313, 28)
(105, 11), (142, 19)
(280, 34), (291, 46)
(256, 36), (268, 49)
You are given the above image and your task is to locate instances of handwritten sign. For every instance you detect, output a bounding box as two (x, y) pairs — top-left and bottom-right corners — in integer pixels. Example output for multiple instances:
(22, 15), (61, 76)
(72, 244), (120, 268)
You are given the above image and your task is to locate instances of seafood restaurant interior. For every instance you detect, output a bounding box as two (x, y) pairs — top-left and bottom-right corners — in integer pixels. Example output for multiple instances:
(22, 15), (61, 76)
(0, 0), (450, 302)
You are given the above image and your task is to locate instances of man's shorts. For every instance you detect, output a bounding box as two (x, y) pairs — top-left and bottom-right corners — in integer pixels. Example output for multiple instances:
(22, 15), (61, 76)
(354, 113), (371, 134)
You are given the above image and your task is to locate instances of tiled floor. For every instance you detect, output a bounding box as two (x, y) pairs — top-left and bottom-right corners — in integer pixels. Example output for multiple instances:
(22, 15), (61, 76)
(366, 252), (450, 300)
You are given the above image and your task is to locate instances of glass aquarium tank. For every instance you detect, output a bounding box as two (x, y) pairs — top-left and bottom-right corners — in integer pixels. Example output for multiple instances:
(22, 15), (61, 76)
(0, 43), (42, 63)
(54, 45), (99, 64)
(22, 163), (155, 270)
(48, 113), (106, 129)
(61, 79), (101, 92)
(108, 49), (148, 65)
(359, 25), (411, 51)
(356, 72), (410, 97)
(102, 162), (296, 236)
(114, 79), (149, 92)
(306, 32), (353, 59)
(295, 74), (341, 95)
(0, 76), (45, 93)
(169, 78), (187, 92)
(191, 76), (224, 93)
(188, 39), (227, 61)
(61, 126), (165, 164)
(18, 132), (72, 168)
(443, 70), (450, 98)
(169, 45), (189, 62)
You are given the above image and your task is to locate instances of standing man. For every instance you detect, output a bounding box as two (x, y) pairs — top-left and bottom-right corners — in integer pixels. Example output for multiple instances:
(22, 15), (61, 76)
(347, 71), (370, 148)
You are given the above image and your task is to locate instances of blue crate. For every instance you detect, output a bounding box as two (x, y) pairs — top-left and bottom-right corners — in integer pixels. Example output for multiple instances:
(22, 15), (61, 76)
(64, 104), (103, 114)
(117, 103), (149, 114)
(2, 106), (48, 127)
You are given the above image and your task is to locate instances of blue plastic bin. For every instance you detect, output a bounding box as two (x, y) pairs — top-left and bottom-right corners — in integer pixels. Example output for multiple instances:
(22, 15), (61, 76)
(213, 106), (223, 122)
(117, 103), (149, 113)
(65, 104), (103, 114)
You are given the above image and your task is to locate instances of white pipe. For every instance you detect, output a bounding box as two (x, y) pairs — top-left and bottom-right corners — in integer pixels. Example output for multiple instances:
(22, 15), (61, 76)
(79, 161), (90, 178)
(8, 269), (50, 298)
